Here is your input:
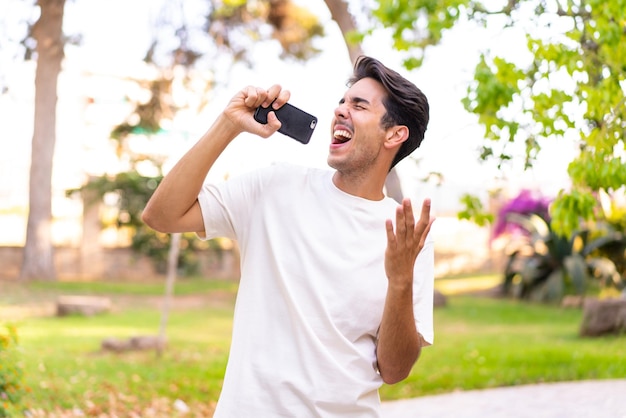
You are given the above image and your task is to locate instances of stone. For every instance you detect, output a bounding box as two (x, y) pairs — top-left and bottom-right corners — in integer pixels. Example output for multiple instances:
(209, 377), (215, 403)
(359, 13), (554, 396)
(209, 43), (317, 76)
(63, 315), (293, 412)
(101, 335), (167, 352)
(579, 297), (626, 337)
(561, 295), (584, 309)
(129, 335), (167, 350)
(56, 295), (111, 317)
(101, 337), (133, 352)
(434, 289), (447, 307)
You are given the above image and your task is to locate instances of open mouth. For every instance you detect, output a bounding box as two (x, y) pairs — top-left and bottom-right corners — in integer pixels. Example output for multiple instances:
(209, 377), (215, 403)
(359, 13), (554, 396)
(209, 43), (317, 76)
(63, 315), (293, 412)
(333, 129), (352, 144)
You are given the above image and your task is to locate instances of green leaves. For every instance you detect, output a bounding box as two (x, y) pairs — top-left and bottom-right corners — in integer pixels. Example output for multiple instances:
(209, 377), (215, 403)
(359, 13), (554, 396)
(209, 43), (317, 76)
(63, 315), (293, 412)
(466, 56), (523, 116)
(568, 149), (626, 191)
(368, 0), (626, 243)
(371, 0), (470, 63)
(0, 324), (25, 417)
(550, 189), (597, 238)
(493, 188), (624, 302)
(464, 55), (525, 150)
(457, 193), (494, 226)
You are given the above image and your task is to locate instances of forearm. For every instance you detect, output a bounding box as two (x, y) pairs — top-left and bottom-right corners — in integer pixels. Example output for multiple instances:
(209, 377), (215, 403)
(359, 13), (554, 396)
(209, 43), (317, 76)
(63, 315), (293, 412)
(142, 114), (239, 233)
(376, 281), (422, 384)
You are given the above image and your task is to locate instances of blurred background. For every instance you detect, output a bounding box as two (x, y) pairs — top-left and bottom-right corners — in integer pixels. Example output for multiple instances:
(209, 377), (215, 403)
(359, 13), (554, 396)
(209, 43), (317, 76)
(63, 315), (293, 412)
(1, 1), (625, 415)
(2, 0), (594, 283)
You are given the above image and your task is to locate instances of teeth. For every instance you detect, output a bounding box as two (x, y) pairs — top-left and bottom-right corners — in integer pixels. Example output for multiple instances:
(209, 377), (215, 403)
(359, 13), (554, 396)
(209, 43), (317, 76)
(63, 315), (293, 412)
(333, 129), (352, 142)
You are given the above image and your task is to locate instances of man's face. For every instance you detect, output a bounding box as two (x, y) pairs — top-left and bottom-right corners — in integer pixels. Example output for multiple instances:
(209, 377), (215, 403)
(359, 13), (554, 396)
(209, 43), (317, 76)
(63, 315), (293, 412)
(327, 78), (389, 174)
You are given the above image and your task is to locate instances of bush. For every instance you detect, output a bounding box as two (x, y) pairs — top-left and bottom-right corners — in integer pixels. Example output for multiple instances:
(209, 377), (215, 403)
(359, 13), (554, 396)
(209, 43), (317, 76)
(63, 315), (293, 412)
(0, 324), (25, 417)
(495, 189), (625, 302)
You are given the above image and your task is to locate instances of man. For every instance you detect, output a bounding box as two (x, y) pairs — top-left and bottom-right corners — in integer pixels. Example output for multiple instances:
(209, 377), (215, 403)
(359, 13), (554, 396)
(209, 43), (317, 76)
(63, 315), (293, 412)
(142, 56), (434, 417)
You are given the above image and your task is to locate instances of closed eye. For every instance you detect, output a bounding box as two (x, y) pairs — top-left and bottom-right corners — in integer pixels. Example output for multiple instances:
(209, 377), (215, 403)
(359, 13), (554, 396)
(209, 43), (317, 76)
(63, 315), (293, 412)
(338, 96), (370, 109)
(351, 97), (369, 110)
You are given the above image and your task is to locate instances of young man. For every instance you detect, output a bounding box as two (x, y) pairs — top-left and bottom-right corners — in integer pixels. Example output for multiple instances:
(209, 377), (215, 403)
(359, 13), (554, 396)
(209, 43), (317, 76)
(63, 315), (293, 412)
(142, 56), (434, 417)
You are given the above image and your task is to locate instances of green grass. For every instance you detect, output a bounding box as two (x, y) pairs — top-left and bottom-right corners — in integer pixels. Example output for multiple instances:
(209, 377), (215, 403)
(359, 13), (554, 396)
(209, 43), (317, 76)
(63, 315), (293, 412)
(434, 273), (502, 294)
(2, 276), (625, 414)
(380, 296), (625, 400)
(26, 277), (238, 297)
(17, 307), (233, 411)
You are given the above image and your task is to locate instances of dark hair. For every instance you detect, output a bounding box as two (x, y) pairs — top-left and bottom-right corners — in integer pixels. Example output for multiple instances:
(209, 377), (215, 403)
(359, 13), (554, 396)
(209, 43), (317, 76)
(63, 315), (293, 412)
(348, 56), (429, 170)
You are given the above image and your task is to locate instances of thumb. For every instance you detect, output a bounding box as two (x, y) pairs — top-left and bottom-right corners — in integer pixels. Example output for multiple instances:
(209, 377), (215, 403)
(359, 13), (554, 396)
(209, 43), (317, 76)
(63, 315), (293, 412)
(266, 110), (282, 132)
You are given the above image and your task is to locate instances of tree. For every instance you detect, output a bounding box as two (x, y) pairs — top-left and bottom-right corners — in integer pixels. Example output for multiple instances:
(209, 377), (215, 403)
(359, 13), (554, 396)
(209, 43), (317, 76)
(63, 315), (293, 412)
(20, 0), (66, 280)
(366, 0), (626, 238)
(157, 231), (181, 357)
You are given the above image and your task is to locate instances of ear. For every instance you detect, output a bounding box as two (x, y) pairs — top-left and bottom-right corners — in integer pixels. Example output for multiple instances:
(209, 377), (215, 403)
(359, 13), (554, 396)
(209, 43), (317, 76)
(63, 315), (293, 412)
(383, 125), (409, 150)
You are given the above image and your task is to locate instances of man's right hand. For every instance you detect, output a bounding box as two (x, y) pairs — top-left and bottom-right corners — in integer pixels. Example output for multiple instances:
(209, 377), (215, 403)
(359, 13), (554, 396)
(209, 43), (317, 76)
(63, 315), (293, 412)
(223, 84), (290, 138)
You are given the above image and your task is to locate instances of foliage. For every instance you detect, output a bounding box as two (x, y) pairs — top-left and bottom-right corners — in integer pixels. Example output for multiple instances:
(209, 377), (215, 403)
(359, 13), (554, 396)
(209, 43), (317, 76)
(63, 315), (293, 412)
(0, 324), (26, 417)
(494, 190), (625, 302)
(370, 0), (470, 69)
(457, 193), (494, 226)
(598, 187), (626, 232)
(68, 172), (224, 276)
(550, 189), (600, 239)
(127, 0), (325, 132)
(173, 0), (324, 66)
(463, 4), (626, 237)
(366, 0), (626, 238)
(493, 189), (552, 237)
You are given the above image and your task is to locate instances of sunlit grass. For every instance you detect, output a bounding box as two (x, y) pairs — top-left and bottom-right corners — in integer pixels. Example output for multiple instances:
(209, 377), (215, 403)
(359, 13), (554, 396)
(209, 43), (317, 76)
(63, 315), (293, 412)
(434, 273), (501, 295)
(380, 296), (625, 400)
(26, 277), (238, 296)
(17, 306), (233, 411)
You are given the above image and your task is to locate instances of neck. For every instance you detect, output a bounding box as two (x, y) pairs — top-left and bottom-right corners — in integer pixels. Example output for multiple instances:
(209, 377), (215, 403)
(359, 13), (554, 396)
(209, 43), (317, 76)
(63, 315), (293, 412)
(331, 170), (387, 201)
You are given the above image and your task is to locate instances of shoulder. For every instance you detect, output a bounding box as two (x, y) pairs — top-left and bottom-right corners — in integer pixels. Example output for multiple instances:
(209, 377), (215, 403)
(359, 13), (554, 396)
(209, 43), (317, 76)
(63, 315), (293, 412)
(268, 162), (329, 176)
(215, 163), (331, 198)
(256, 162), (331, 184)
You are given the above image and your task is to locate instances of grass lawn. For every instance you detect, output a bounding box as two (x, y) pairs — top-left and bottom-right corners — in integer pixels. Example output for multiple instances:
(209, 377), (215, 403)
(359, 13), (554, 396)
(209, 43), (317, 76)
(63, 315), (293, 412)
(1, 275), (624, 415)
(381, 295), (625, 400)
(17, 306), (232, 414)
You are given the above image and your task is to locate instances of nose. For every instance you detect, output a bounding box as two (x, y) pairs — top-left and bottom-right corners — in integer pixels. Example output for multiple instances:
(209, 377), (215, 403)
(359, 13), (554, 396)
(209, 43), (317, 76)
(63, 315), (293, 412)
(334, 102), (348, 120)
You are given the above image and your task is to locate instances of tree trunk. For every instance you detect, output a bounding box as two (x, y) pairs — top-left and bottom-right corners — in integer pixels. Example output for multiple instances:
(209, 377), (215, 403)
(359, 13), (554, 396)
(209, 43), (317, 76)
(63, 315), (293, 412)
(157, 232), (181, 357)
(323, 0), (404, 202)
(20, 0), (66, 281)
(323, 0), (363, 63)
(384, 168), (403, 203)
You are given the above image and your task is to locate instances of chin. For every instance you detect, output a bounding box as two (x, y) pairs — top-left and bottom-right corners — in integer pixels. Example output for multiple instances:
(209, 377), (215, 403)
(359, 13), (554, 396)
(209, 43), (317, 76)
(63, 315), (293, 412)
(327, 155), (342, 170)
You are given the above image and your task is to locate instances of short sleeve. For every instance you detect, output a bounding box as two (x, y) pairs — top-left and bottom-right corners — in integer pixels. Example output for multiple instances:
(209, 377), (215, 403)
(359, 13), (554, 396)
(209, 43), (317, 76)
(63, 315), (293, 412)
(196, 165), (276, 241)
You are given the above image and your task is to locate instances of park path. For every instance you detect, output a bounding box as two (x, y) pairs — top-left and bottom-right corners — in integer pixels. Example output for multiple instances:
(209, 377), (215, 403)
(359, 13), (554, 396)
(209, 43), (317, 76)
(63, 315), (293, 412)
(382, 379), (626, 418)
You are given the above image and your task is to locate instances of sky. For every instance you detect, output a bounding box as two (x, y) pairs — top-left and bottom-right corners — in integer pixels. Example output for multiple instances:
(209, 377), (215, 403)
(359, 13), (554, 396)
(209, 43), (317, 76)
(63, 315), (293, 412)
(0, 0), (580, 220)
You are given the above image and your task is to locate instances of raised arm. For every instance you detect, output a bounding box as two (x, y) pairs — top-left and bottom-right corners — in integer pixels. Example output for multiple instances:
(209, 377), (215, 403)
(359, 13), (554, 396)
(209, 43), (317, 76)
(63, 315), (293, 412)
(142, 85), (289, 234)
(376, 198), (434, 384)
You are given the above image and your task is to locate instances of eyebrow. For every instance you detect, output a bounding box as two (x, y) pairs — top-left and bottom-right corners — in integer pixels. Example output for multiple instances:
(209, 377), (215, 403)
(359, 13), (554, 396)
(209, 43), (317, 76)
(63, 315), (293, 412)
(339, 95), (371, 106)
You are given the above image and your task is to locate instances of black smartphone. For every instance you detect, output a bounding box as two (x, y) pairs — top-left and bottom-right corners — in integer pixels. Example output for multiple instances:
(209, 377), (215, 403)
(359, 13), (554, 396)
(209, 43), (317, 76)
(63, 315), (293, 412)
(254, 102), (318, 144)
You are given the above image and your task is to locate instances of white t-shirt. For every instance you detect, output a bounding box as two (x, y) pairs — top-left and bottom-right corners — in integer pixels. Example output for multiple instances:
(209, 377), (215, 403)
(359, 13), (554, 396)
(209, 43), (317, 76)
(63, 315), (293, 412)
(197, 163), (434, 418)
